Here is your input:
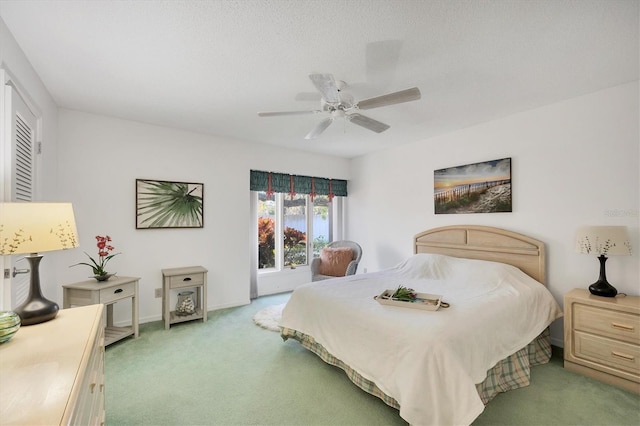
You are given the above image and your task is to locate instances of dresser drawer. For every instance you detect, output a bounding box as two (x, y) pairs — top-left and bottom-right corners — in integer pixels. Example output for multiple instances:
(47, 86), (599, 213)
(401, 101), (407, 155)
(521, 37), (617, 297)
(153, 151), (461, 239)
(99, 281), (135, 304)
(574, 303), (640, 344)
(67, 306), (105, 426)
(574, 330), (640, 375)
(169, 272), (204, 289)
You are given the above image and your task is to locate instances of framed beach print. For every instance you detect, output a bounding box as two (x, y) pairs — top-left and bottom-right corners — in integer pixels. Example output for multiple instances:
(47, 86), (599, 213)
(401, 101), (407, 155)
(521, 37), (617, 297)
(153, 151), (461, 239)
(136, 179), (204, 229)
(434, 157), (512, 214)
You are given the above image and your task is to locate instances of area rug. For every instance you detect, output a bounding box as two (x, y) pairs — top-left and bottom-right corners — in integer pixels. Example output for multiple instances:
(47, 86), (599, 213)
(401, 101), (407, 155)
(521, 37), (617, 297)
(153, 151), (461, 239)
(252, 303), (286, 332)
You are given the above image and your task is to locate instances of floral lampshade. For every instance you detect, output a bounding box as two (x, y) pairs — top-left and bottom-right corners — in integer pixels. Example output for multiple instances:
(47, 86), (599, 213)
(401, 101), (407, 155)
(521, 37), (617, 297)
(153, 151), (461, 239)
(0, 202), (79, 255)
(575, 225), (632, 298)
(0, 202), (79, 326)
(575, 226), (632, 257)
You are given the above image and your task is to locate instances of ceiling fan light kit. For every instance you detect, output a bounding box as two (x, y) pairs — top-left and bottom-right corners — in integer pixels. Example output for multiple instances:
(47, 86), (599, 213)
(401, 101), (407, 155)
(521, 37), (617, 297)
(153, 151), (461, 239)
(258, 73), (421, 139)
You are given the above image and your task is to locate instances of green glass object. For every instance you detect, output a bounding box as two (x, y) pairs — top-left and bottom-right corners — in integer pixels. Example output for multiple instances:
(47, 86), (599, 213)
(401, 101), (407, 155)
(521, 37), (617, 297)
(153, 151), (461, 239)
(0, 311), (21, 343)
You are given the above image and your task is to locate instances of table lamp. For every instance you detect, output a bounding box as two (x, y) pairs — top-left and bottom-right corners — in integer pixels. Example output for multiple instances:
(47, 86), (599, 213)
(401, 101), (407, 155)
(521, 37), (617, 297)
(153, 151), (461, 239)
(575, 226), (632, 297)
(0, 202), (79, 325)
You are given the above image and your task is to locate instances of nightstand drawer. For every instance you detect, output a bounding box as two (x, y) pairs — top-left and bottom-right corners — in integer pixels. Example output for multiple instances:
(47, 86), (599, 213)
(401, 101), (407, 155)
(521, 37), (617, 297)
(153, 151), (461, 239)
(574, 330), (640, 375)
(169, 273), (204, 289)
(574, 303), (640, 344)
(99, 281), (135, 304)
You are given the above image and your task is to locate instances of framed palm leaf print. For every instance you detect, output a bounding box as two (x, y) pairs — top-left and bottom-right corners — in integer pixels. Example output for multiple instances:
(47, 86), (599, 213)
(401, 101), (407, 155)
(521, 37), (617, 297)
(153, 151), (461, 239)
(136, 179), (204, 229)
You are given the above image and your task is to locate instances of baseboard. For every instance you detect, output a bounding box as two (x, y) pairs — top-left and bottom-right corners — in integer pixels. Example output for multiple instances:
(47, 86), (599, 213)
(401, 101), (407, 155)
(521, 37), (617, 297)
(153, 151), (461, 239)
(258, 288), (294, 297)
(115, 299), (252, 326)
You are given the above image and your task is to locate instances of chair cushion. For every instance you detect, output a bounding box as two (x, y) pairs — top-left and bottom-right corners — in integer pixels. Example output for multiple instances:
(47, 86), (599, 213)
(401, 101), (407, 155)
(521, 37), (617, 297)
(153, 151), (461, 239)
(318, 247), (354, 277)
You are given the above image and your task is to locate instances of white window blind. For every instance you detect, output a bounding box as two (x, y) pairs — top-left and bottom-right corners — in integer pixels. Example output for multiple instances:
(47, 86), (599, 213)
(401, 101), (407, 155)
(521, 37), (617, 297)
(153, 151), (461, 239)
(14, 111), (34, 201)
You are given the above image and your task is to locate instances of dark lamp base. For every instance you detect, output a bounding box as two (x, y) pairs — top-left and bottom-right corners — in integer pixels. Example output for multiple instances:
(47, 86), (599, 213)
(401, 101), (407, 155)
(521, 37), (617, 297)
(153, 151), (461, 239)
(587, 255), (618, 298)
(13, 254), (59, 326)
(14, 297), (59, 326)
(588, 280), (618, 298)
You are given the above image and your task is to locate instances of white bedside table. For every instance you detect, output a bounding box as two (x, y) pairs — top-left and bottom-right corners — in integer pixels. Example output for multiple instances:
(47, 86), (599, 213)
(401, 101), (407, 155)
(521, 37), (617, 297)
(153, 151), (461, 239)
(564, 288), (639, 393)
(63, 276), (140, 346)
(162, 266), (208, 329)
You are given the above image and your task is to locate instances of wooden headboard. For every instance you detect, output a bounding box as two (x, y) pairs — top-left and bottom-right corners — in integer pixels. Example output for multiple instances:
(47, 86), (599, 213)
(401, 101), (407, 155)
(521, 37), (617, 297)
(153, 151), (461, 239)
(414, 225), (546, 284)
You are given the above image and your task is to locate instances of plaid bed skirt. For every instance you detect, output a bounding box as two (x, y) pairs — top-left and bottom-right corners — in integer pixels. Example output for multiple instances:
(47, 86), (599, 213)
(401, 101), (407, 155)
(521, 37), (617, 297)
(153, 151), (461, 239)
(280, 327), (552, 409)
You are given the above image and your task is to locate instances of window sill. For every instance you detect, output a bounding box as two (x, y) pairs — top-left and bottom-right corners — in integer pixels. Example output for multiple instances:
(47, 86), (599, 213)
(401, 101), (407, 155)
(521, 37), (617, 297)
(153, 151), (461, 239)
(258, 265), (310, 276)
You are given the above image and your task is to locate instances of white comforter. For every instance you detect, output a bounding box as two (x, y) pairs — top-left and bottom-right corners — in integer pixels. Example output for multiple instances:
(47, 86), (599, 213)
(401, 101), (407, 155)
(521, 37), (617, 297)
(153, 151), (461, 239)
(280, 254), (562, 426)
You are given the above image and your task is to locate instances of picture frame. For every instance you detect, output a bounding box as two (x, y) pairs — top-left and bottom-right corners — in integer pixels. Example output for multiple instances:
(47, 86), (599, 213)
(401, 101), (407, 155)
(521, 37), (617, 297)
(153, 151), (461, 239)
(136, 179), (204, 229)
(434, 157), (512, 214)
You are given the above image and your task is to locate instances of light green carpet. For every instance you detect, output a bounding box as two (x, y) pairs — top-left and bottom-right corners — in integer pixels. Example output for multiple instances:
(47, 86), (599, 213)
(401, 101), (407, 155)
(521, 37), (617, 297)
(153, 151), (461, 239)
(105, 293), (640, 425)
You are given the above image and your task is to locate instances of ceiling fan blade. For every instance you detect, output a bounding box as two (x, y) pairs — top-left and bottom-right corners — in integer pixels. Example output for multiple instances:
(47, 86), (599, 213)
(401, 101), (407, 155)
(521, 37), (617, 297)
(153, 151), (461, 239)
(348, 113), (390, 133)
(305, 117), (334, 140)
(357, 87), (421, 110)
(258, 110), (321, 117)
(309, 74), (340, 103)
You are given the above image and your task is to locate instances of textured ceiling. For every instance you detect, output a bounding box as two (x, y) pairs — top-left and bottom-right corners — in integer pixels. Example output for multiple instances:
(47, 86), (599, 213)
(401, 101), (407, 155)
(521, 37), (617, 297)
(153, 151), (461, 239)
(0, 0), (638, 158)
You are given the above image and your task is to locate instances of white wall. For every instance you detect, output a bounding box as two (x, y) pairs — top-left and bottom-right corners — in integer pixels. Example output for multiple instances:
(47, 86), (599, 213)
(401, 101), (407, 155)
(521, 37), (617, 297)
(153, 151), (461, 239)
(4, 14), (637, 347)
(56, 109), (350, 323)
(347, 82), (639, 346)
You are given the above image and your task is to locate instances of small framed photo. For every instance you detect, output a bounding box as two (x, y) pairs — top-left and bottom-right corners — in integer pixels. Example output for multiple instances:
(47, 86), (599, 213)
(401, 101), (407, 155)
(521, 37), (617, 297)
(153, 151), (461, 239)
(136, 179), (204, 229)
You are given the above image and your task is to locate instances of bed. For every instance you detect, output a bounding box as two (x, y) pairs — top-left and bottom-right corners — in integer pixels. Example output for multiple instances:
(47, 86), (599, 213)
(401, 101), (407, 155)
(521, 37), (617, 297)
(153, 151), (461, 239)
(280, 225), (563, 425)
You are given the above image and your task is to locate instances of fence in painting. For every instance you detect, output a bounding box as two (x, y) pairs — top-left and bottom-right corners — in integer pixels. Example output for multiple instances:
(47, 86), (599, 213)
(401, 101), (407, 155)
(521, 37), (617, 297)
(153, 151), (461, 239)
(434, 179), (511, 204)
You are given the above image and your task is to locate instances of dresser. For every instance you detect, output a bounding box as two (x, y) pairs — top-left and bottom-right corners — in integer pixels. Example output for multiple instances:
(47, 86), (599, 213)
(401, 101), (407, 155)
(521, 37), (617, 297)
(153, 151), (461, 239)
(63, 276), (140, 346)
(564, 288), (640, 393)
(0, 304), (106, 425)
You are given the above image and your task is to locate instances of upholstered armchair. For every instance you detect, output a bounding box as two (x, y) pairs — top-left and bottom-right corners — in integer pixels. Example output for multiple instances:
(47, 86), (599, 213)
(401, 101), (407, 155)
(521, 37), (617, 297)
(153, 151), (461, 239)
(311, 240), (363, 281)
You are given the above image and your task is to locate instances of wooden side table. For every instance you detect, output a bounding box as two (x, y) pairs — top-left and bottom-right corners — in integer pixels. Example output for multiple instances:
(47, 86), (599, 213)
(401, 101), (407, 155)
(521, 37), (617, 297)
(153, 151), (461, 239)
(162, 266), (208, 329)
(63, 276), (140, 346)
(564, 288), (640, 393)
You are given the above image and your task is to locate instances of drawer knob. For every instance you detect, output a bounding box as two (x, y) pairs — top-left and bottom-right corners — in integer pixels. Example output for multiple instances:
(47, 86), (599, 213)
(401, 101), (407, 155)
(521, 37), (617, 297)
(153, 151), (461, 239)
(611, 351), (635, 362)
(183, 277), (192, 282)
(611, 322), (634, 332)
(90, 383), (96, 393)
(114, 288), (123, 294)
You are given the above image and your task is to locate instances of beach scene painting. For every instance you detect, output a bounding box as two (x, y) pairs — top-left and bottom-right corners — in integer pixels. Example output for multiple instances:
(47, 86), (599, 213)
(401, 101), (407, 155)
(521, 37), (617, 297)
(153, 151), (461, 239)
(434, 157), (512, 214)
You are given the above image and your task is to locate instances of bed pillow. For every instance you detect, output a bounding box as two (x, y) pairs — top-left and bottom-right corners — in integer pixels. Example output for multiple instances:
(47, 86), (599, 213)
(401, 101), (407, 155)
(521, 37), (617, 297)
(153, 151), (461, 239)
(318, 247), (354, 277)
(393, 253), (455, 279)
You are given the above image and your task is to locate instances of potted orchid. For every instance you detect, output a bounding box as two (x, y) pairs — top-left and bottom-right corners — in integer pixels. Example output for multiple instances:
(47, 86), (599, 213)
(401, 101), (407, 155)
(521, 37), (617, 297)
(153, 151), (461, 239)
(71, 235), (120, 281)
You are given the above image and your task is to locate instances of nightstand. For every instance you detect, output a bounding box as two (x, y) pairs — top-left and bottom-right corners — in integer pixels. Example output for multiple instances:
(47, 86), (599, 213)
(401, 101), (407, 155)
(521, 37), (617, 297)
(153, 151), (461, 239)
(564, 288), (639, 393)
(63, 276), (140, 346)
(162, 266), (208, 329)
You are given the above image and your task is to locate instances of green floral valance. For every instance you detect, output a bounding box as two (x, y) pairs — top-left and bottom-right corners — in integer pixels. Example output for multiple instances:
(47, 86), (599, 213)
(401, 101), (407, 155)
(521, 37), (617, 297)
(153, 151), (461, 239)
(250, 170), (347, 198)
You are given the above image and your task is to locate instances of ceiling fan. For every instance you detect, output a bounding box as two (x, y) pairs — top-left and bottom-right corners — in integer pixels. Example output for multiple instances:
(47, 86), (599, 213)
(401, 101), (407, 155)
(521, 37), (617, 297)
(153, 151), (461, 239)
(258, 73), (421, 140)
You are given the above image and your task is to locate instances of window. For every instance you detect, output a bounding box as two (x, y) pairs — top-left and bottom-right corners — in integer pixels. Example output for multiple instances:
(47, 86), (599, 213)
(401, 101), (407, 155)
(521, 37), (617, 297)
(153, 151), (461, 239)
(283, 194), (307, 267)
(312, 195), (331, 256)
(257, 192), (276, 269)
(257, 192), (337, 272)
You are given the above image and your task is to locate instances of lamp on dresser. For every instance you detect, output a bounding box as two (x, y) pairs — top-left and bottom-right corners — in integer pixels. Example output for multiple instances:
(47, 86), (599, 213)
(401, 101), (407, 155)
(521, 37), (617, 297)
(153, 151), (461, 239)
(575, 225), (632, 297)
(0, 202), (79, 325)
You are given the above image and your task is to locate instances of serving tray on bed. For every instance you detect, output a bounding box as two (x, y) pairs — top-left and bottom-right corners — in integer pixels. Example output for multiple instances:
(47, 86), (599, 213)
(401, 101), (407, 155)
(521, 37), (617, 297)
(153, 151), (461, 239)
(375, 289), (443, 311)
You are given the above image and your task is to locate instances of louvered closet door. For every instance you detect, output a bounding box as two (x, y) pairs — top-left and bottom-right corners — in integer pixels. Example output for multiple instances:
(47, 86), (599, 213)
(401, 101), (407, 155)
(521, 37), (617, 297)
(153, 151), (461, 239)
(5, 85), (37, 308)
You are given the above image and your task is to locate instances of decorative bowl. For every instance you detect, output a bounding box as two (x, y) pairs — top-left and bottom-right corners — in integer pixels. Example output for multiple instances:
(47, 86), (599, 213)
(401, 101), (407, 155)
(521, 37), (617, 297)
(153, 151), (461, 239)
(0, 311), (21, 343)
(93, 273), (115, 282)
